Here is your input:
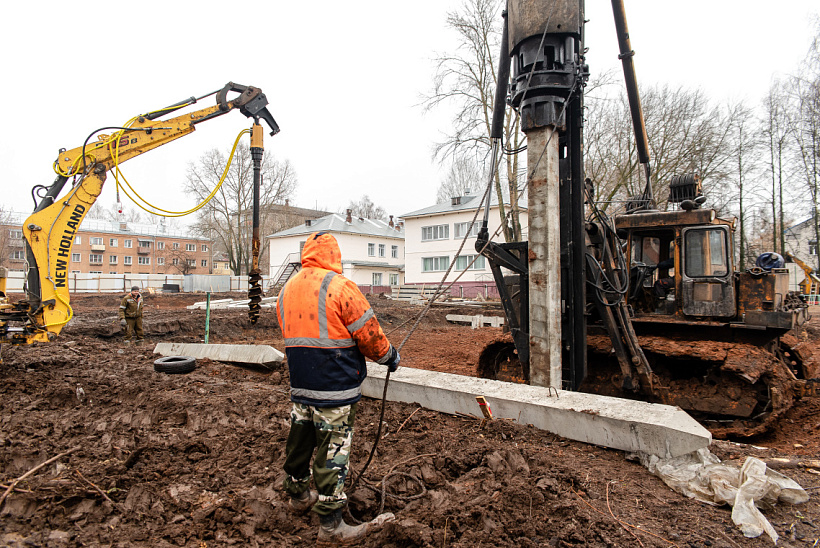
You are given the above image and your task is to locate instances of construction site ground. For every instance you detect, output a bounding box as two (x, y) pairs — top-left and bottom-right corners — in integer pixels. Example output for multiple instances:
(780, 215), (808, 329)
(1, 292), (819, 548)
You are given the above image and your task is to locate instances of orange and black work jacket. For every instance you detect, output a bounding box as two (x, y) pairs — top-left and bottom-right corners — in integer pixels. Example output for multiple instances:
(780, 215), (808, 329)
(276, 232), (397, 407)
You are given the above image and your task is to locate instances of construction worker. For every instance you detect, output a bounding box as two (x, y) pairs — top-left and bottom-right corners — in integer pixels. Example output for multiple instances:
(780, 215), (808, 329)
(276, 231), (398, 546)
(119, 285), (144, 344)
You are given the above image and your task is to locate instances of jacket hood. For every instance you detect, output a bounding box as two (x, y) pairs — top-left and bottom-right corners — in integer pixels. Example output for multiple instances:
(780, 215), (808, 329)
(301, 232), (343, 273)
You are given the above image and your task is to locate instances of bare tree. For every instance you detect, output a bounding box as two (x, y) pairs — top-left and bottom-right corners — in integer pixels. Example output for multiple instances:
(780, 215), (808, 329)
(725, 101), (762, 268)
(159, 246), (197, 275)
(423, 0), (524, 241)
(761, 80), (793, 255)
(186, 143), (298, 276)
(85, 201), (147, 223)
(585, 84), (737, 213)
(346, 195), (387, 221)
(436, 155), (484, 203)
(789, 24), (820, 269)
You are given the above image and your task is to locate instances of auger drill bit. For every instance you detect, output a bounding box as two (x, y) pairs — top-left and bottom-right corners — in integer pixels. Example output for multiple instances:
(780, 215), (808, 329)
(248, 123), (264, 324)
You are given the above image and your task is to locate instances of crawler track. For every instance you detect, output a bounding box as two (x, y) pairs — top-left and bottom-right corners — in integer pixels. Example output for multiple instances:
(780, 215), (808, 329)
(478, 334), (805, 438)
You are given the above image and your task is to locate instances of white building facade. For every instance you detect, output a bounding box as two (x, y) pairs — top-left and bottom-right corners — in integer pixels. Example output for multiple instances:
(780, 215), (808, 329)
(401, 193), (528, 289)
(267, 212), (404, 290)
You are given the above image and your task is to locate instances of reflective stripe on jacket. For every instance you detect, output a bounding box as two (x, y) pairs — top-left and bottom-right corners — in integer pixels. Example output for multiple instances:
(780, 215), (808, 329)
(119, 295), (143, 319)
(276, 232), (393, 407)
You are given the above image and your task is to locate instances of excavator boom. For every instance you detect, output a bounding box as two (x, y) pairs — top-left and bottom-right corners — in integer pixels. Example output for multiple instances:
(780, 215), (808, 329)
(6, 82), (278, 346)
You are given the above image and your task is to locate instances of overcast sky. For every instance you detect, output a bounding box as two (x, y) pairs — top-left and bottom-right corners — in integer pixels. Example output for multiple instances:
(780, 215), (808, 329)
(1, 1), (817, 226)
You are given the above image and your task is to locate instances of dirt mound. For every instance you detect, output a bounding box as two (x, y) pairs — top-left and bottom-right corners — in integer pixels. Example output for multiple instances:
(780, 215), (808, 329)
(0, 295), (818, 547)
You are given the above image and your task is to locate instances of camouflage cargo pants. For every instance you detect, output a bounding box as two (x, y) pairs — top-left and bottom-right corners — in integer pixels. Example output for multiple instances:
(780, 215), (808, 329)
(282, 402), (356, 515)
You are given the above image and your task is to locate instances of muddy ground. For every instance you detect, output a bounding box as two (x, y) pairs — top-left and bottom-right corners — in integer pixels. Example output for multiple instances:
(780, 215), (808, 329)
(1, 292), (819, 547)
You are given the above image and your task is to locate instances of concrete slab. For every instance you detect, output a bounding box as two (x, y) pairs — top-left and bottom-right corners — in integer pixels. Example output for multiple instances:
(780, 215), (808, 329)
(362, 364), (711, 458)
(446, 314), (505, 328)
(154, 343), (284, 367)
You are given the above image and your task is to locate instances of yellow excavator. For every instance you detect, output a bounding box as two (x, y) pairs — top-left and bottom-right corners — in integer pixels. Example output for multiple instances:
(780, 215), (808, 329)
(0, 82), (279, 354)
(785, 252), (820, 297)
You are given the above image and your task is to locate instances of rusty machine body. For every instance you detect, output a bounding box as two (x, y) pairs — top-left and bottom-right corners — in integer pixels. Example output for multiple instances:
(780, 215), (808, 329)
(476, 0), (814, 437)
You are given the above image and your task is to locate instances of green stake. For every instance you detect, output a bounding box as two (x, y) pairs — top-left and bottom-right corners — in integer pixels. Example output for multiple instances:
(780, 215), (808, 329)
(205, 292), (211, 344)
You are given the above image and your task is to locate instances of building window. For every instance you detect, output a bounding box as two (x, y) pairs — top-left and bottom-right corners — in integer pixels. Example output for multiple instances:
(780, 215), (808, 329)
(810, 241), (818, 256)
(372, 272), (383, 285)
(89, 271), (102, 274)
(173, 242), (180, 250)
(109, 255), (118, 264)
(10, 250), (25, 260)
(455, 254), (486, 270)
(89, 254), (103, 264)
(378, 244), (385, 257)
(454, 221), (480, 239)
(391, 245), (398, 259)
(109, 238), (118, 247)
(422, 256), (449, 272)
(389, 273), (399, 286)
(91, 237), (103, 245)
(186, 243), (196, 252)
(138, 257), (150, 265)
(368, 243), (375, 257)
(123, 256), (132, 265)
(157, 257), (165, 265)
(71, 253), (81, 262)
(172, 258), (179, 265)
(421, 224), (449, 241)
(186, 259), (196, 266)
(74, 236), (82, 245)
(109, 271), (118, 275)
(9, 229), (22, 239)
(124, 239), (132, 248)
(157, 241), (165, 250)
(138, 240), (151, 250)
(201, 244), (208, 252)
(201, 259), (208, 267)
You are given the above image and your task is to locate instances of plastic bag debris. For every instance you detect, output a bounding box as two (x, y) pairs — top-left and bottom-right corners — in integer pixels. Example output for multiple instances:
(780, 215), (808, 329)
(634, 448), (808, 544)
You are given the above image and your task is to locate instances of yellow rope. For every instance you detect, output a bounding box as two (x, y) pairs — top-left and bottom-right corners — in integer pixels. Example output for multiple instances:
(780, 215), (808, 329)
(52, 112), (249, 218)
(111, 128), (249, 217)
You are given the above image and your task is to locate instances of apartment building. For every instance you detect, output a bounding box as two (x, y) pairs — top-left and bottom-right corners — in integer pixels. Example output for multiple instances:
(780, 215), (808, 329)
(268, 210), (404, 288)
(400, 192), (528, 286)
(1, 213), (212, 275)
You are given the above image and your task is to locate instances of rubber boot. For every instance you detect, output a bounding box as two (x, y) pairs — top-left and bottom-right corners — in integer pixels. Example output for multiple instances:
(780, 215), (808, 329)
(288, 489), (318, 514)
(316, 509), (394, 547)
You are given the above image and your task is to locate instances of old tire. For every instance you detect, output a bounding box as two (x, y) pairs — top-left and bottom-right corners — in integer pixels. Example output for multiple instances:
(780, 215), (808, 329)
(153, 356), (196, 374)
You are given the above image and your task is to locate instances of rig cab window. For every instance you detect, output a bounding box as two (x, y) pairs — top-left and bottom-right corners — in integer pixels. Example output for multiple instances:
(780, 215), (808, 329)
(684, 228), (728, 278)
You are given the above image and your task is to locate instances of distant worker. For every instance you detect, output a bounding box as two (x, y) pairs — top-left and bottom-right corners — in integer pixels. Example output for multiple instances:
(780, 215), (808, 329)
(276, 231), (399, 546)
(119, 285), (144, 344)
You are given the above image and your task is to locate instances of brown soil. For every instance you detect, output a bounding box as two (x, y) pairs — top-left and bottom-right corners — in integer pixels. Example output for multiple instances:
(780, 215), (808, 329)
(1, 293), (819, 547)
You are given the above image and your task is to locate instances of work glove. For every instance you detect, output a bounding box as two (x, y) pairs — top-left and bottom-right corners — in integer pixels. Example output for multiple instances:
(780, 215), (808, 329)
(120, 318), (127, 328)
(385, 347), (401, 373)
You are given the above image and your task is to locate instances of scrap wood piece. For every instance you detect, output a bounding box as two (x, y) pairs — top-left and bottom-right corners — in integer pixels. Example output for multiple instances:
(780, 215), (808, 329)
(476, 396), (493, 419)
(0, 446), (80, 508)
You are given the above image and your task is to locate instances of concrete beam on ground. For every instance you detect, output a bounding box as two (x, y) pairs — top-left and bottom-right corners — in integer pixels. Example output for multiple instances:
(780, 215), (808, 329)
(362, 364), (710, 458)
(154, 343), (284, 367)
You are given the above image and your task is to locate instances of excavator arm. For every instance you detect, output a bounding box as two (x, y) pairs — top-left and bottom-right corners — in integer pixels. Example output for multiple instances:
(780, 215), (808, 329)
(12, 82), (278, 344)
